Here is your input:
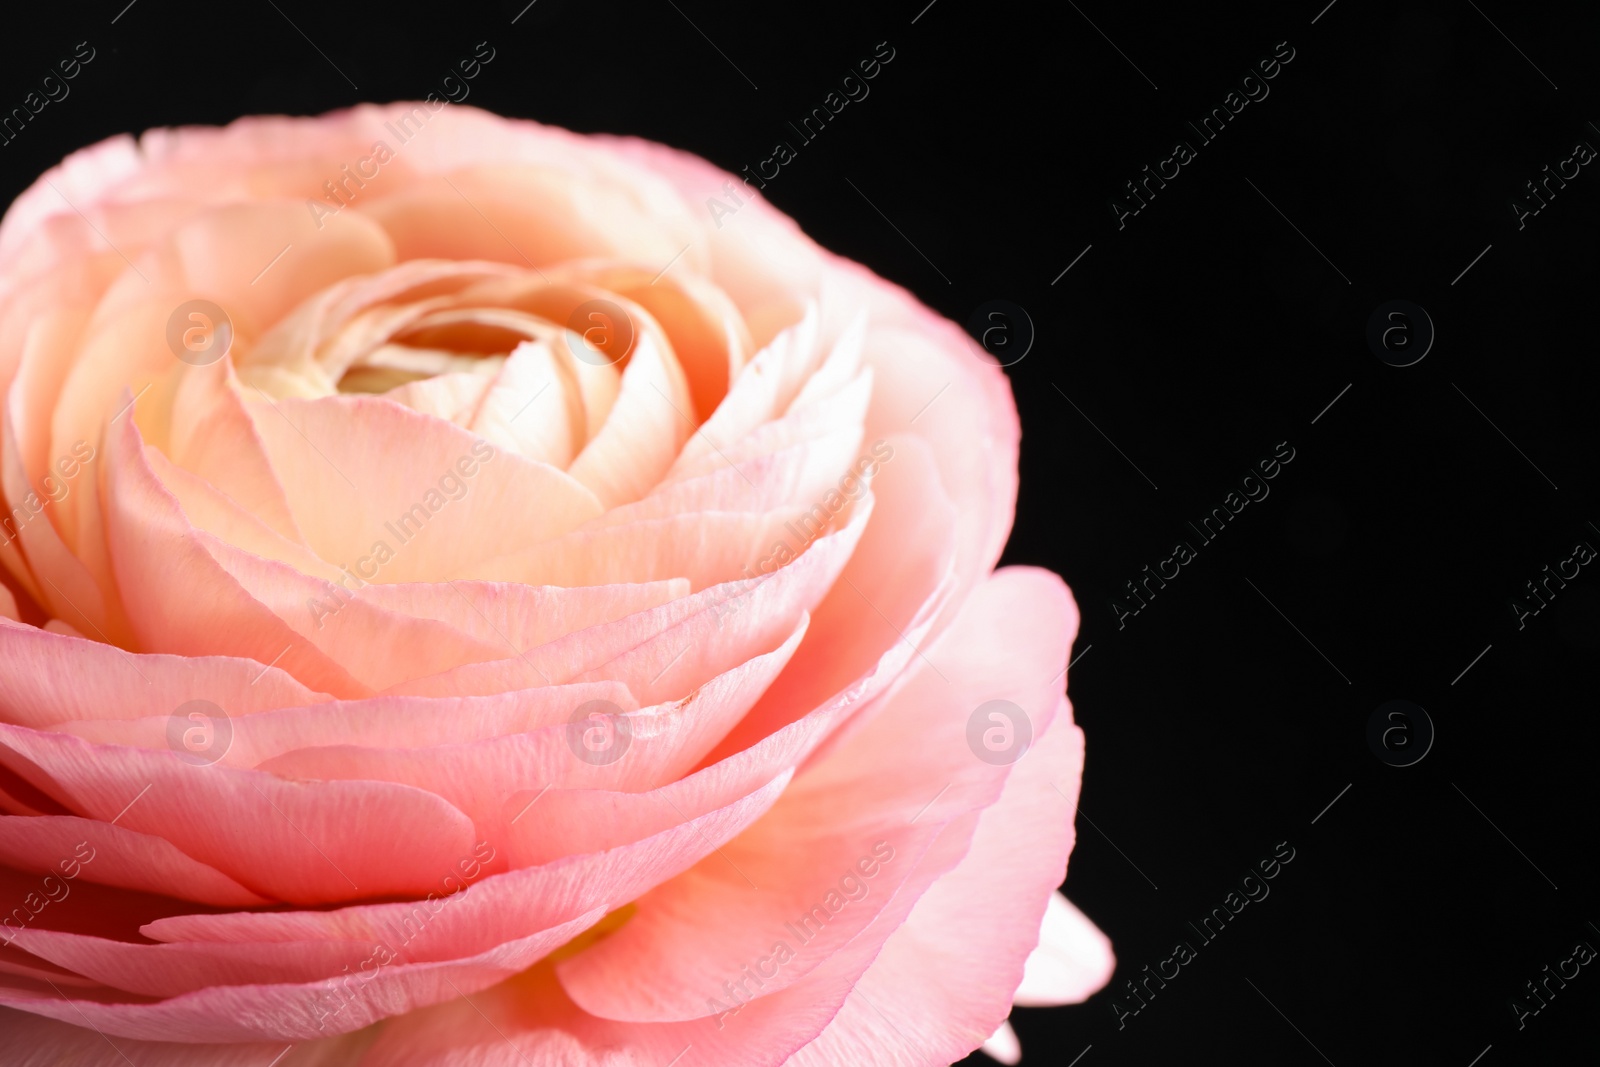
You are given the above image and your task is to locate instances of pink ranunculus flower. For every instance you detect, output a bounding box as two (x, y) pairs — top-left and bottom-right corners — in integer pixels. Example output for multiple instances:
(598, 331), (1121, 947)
(0, 103), (1113, 1065)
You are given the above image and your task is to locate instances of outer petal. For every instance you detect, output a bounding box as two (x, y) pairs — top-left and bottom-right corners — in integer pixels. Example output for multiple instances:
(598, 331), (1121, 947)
(980, 1020), (1021, 1065)
(556, 568), (1076, 1022)
(1012, 891), (1115, 1007)
(0, 815), (267, 906)
(782, 700), (1091, 1065)
(0, 1006), (372, 1067)
(0, 723), (480, 904)
(0, 618), (327, 730)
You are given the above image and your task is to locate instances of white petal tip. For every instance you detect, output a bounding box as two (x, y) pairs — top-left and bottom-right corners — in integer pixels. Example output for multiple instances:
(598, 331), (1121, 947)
(980, 1019), (1022, 1064)
(1013, 890), (1116, 1006)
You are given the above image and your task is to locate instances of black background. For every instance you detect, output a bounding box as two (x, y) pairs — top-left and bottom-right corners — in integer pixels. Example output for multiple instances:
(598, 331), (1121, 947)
(3, 1), (1597, 1064)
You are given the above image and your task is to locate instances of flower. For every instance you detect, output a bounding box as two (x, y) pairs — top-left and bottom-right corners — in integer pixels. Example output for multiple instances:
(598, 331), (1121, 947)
(0, 102), (1113, 1064)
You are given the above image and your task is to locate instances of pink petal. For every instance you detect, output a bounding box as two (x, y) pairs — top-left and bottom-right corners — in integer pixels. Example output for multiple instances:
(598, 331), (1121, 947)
(57, 681), (636, 768)
(0, 1005), (369, 1067)
(0, 815), (266, 906)
(256, 620), (805, 844)
(350, 741), (984, 1067)
(410, 493), (868, 699)
(0, 724), (480, 904)
(782, 702), (1092, 1065)
(557, 568), (1077, 1022)
(0, 907), (607, 1042)
(704, 434), (956, 764)
(852, 314), (1019, 614)
(137, 772), (790, 958)
(665, 308), (830, 480)
(0, 617), (327, 730)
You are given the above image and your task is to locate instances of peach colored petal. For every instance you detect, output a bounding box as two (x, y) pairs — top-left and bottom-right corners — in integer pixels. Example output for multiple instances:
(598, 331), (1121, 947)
(455, 506), (818, 594)
(594, 133), (825, 349)
(595, 413), (864, 529)
(359, 162), (693, 273)
(57, 202), (397, 492)
(553, 263), (751, 421)
(463, 341), (580, 467)
(242, 394), (603, 579)
(412, 491), (867, 700)
(101, 412), (373, 697)
(163, 361), (305, 542)
(661, 370), (872, 496)
(1, 385), (116, 640)
(143, 446), (337, 579)
(565, 329), (693, 508)
(239, 259), (520, 398)
(85, 200), (396, 342)
(666, 307), (825, 480)
(351, 578), (688, 658)
(194, 537), (510, 692)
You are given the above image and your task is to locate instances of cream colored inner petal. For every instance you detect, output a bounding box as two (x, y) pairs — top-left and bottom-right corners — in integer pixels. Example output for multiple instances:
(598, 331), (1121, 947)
(338, 345), (506, 394)
(228, 262), (717, 486)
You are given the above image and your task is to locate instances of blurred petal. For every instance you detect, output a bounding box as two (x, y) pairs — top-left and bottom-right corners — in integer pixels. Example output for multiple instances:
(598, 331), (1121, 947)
(1012, 891), (1116, 1007)
(980, 1019), (1021, 1065)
